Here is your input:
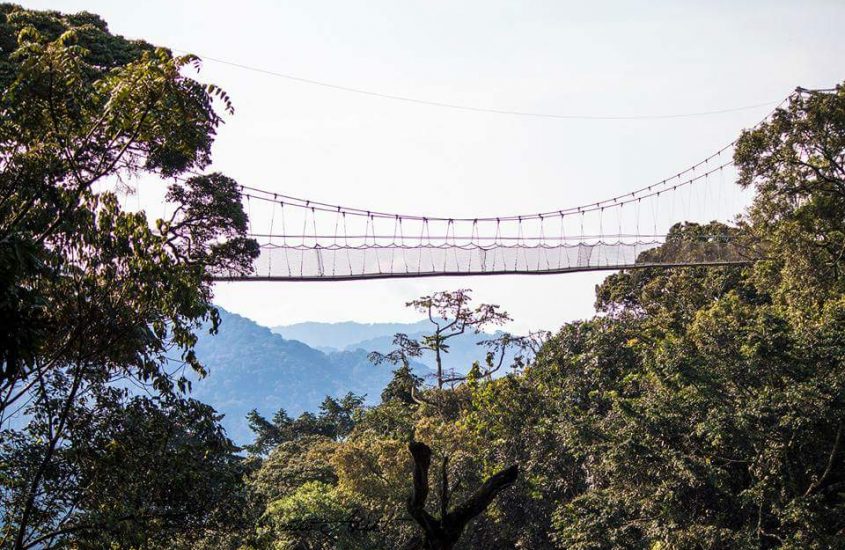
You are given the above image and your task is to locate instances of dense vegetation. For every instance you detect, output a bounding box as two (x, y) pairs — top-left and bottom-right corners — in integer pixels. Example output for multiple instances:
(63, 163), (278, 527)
(0, 5), (254, 548)
(1, 5), (843, 549)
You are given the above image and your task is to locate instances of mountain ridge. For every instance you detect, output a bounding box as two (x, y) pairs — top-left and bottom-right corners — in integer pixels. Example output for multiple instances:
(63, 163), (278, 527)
(188, 311), (522, 445)
(271, 320), (432, 350)
(188, 310), (426, 444)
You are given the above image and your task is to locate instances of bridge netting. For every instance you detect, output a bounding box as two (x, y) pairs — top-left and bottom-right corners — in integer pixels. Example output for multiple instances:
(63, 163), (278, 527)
(211, 147), (755, 280)
(208, 93), (801, 281)
(243, 238), (751, 281)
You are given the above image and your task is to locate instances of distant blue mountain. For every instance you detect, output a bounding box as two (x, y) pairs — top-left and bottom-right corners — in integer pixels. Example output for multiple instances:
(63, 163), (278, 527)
(272, 320), (432, 350)
(188, 312), (524, 446)
(187, 310), (428, 445)
(275, 320), (520, 376)
(343, 330), (514, 375)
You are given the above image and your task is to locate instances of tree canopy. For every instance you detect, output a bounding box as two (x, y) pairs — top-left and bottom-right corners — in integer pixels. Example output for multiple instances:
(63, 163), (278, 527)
(0, 5), (254, 548)
(2, 4), (844, 549)
(228, 86), (845, 549)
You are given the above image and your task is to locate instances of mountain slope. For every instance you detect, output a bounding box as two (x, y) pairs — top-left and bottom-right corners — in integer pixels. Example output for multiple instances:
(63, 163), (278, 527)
(272, 320), (431, 350)
(188, 312), (524, 445)
(275, 320), (521, 376)
(188, 309), (420, 444)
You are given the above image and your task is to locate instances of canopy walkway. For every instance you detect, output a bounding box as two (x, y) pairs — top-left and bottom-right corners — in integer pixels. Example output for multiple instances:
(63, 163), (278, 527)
(213, 158), (757, 281)
(208, 94), (801, 282)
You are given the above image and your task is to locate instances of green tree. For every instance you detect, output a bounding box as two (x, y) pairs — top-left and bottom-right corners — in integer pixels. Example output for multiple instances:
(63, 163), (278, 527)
(735, 85), (845, 312)
(263, 481), (379, 550)
(245, 393), (366, 456)
(0, 5), (255, 547)
(367, 291), (524, 549)
(245, 407), (296, 456)
(405, 289), (512, 388)
(1, 391), (246, 548)
(380, 363), (424, 405)
(252, 436), (340, 503)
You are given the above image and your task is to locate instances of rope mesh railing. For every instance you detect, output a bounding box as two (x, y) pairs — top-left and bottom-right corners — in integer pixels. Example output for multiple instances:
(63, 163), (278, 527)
(212, 156), (755, 280)
(206, 91), (808, 281)
(212, 153), (757, 280)
(212, 237), (753, 281)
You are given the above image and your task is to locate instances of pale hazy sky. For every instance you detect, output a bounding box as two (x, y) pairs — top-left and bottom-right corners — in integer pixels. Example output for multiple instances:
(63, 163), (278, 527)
(26, 0), (845, 332)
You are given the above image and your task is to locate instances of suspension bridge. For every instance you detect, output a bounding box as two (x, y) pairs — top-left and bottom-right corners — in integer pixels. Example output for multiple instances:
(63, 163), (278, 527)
(208, 94), (801, 282)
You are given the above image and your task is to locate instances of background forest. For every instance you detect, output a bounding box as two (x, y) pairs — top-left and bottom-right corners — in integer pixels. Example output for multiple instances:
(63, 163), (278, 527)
(0, 5), (843, 549)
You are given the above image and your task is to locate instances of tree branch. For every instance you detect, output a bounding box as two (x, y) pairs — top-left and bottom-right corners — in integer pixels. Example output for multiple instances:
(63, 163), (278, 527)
(448, 465), (519, 528)
(804, 422), (843, 497)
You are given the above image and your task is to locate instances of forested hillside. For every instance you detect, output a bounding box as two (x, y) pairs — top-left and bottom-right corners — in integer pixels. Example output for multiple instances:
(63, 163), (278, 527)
(1, 5), (843, 549)
(192, 88), (845, 548)
(193, 311), (519, 443)
(189, 309), (429, 443)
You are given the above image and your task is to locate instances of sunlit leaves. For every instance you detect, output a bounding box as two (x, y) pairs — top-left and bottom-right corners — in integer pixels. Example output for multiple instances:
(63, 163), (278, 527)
(0, 5), (255, 547)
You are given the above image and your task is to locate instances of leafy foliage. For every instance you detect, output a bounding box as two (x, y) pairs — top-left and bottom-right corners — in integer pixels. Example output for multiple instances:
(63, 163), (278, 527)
(244, 392), (365, 455)
(232, 86), (845, 549)
(4, 5), (844, 548)
(0, 5), (256, 548)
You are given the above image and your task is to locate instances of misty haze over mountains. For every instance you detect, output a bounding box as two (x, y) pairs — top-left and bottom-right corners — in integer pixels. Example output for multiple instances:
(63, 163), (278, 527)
(271, 319), (513, 373)
(189, 310), (515, 444)
(271, 320), (432, 352)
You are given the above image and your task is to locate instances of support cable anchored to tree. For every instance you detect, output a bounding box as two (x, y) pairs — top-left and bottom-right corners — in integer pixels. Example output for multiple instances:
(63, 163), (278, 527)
(198, 90), (816, 281)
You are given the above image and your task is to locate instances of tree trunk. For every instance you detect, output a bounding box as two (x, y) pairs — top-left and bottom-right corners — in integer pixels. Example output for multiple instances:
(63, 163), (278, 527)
(406, 441), (518, 550)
